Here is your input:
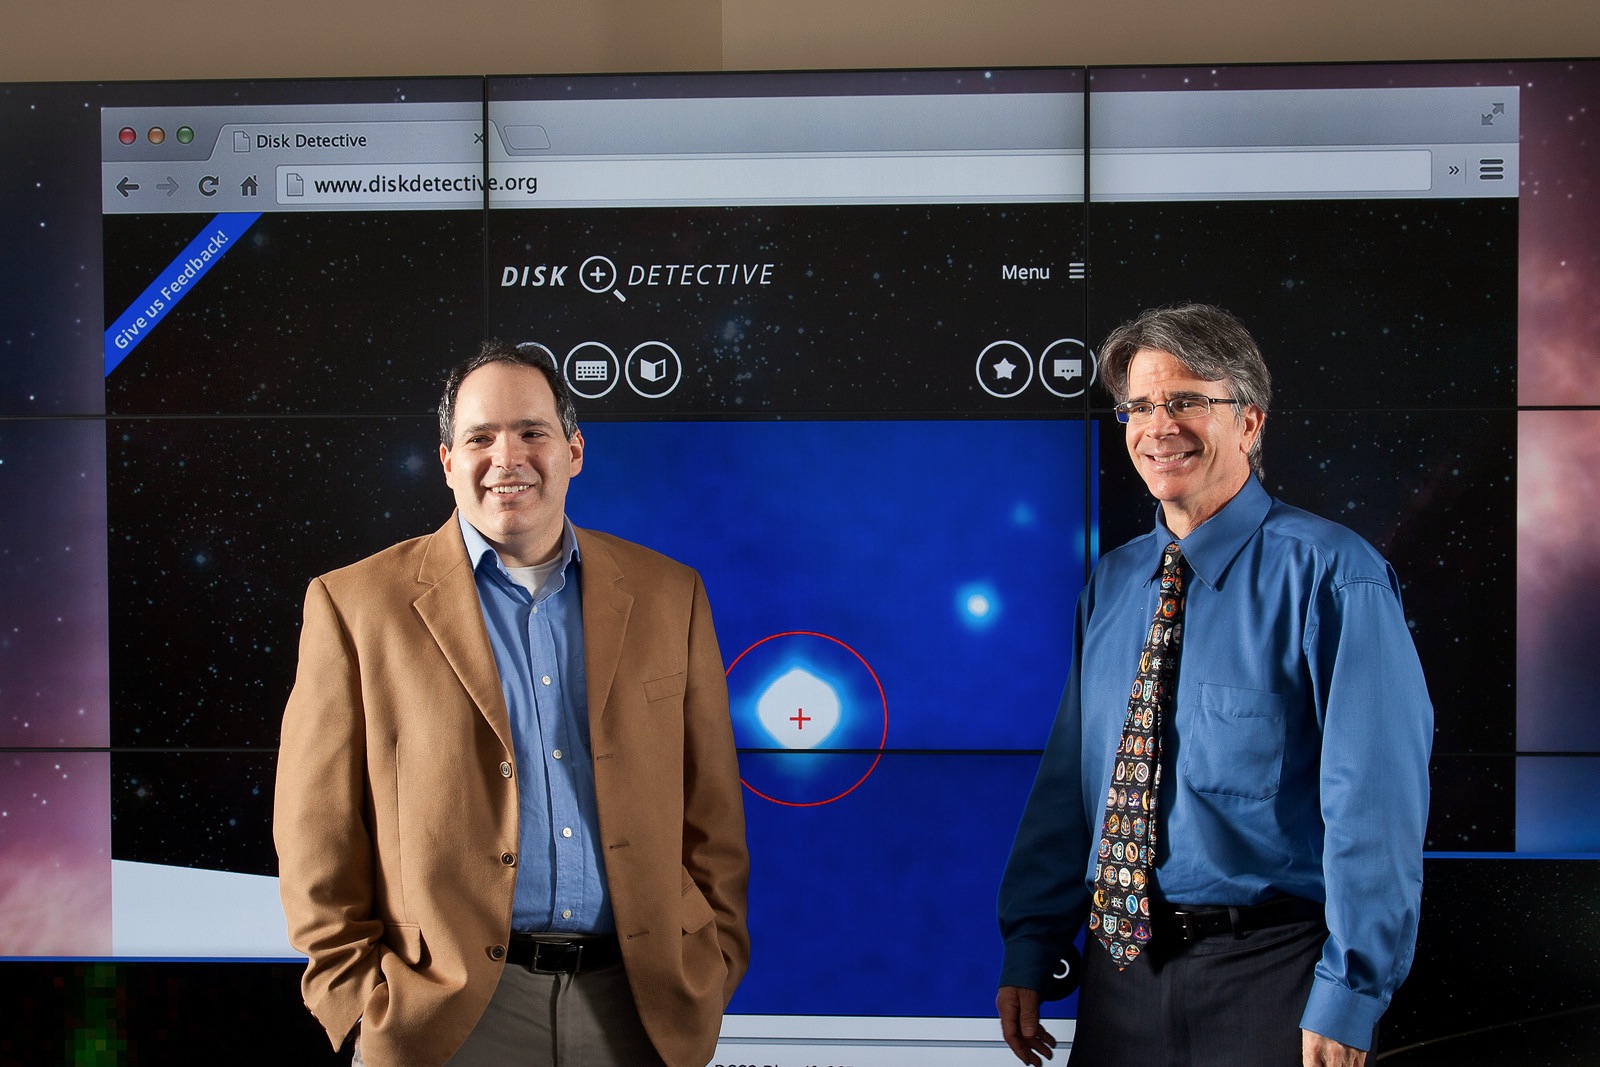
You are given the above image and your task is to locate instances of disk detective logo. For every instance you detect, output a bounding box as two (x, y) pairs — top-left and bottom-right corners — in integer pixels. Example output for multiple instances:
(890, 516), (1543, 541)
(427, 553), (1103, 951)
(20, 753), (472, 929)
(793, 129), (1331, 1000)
(500, 254), (776, 303)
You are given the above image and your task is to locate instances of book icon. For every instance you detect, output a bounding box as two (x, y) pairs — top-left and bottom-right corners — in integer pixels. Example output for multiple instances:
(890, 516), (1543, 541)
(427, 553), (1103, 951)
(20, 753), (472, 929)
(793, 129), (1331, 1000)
(625, 341), (680, 398)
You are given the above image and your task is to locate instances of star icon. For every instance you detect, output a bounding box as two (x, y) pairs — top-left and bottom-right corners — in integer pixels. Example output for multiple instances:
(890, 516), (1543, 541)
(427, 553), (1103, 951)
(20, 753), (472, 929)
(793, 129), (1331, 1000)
(993, 357), (1017, 380)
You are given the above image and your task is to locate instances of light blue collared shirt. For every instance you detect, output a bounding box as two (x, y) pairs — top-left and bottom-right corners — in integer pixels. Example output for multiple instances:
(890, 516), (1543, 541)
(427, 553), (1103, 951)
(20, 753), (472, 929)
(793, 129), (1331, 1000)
(458, 514), (613, 933)
(1000, 476), (1432, 1048)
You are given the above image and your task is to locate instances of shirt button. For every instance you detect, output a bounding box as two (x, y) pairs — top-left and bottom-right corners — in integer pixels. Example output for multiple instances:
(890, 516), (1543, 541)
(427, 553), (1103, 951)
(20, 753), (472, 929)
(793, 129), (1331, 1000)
(501, 852), (516, 866)
(488, 944), (506, 961)
(541, 675), (552, 686)
(562, 909), (573, 920)
(561, 827), (573, 838)
(499, 761), (513, 778)
(552, 749), (563, 760)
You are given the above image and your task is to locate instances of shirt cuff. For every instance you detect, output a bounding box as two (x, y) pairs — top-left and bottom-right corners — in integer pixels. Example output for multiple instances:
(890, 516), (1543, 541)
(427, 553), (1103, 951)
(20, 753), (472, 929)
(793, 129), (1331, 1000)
(999, 937), (1061, 991)
(1300, 976), (1386, 1051)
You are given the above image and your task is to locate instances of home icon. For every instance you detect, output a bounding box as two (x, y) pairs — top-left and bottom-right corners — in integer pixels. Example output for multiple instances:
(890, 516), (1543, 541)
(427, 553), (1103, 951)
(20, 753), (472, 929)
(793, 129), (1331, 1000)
(240, 175), (259, 197)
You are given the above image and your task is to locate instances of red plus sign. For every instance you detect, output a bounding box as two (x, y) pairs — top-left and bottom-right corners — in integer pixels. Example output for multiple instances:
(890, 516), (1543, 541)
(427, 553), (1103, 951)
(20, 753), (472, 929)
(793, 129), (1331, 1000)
(790, 707), (811, 730)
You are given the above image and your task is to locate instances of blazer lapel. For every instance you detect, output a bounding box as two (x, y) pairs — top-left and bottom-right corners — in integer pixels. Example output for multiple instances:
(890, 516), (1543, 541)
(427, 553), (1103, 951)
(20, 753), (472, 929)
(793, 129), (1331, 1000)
(576, 528), (633, 733)
(413, 515), (515, 752)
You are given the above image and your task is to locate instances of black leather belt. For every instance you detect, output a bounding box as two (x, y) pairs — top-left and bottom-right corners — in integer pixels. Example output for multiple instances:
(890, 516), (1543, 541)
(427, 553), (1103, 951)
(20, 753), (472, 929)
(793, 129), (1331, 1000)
(506, 934), (622, 974)
(1150, 895), (1322, 944)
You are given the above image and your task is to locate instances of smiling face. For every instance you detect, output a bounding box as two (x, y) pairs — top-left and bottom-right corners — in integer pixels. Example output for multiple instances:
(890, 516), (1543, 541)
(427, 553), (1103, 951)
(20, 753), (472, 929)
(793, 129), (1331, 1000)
(1123, 347), (1264, 538)
(440, 361), (583, 566)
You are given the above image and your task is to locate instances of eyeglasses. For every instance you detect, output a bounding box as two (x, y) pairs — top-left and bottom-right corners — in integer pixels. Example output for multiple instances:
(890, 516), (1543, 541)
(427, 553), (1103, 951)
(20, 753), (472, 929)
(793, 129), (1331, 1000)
(1113, 396), (1238, 424)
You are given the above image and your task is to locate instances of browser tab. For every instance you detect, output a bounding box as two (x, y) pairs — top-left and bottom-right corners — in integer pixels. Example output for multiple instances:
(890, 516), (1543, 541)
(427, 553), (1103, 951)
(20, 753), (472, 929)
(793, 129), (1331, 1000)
(102, 101), (485, 214)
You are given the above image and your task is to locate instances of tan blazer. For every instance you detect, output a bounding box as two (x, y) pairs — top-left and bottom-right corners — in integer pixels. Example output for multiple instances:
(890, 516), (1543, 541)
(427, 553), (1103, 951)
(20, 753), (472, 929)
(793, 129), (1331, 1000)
(274, 516), (749, 1067)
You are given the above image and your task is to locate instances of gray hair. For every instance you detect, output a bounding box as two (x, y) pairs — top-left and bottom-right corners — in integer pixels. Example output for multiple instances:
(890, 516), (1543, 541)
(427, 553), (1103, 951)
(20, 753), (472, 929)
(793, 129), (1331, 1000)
(1098, 303), (1271, 477)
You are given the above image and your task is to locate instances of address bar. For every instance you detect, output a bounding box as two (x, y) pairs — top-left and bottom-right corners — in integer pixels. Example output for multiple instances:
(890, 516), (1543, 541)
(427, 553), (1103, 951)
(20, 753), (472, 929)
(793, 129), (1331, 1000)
(274, 153), (1082, 206)
(273, 148), (1435, 207)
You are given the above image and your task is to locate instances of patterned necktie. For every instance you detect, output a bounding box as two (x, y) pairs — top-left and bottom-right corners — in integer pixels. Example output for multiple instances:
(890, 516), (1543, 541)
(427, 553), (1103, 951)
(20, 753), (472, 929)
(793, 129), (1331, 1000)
(1090, 540), (1185, 968)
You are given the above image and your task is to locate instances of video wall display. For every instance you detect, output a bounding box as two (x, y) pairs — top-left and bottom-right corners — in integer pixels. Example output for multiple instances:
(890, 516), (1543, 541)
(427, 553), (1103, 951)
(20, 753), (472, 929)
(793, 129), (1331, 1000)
(1, 60), (1597, 1063)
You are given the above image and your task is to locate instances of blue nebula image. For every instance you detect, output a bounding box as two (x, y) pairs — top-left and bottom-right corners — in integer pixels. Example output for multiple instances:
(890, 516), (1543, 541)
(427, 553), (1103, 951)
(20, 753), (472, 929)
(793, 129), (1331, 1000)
(570, 417), (1091, 1015)
(572, 418), (1090, 753)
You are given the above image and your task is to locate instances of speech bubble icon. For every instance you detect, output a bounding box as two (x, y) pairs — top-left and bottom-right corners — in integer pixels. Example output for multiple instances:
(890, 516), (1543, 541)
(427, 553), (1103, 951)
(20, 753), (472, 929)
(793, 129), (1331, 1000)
(1053, 358), (1083, 381)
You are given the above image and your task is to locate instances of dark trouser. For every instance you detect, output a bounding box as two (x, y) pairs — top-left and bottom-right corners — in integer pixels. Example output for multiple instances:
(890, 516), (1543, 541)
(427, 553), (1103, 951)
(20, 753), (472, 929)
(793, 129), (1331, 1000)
(1069, 916), (1362, 1067)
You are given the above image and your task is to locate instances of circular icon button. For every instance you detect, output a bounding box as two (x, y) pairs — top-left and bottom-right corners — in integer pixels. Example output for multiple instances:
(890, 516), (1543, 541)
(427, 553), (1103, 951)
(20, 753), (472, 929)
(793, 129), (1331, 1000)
(1039, 338), (1095, 398)
(625, 341), (683, 399)
(563, 342), (619, 399)
(578, 255), (624, 300)
(976, 340), (1034, 398)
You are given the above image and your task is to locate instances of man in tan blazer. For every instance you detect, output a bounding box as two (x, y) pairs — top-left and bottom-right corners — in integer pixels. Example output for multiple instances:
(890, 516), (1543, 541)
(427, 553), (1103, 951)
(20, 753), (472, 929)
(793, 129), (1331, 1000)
(274, 341), (749, 1067)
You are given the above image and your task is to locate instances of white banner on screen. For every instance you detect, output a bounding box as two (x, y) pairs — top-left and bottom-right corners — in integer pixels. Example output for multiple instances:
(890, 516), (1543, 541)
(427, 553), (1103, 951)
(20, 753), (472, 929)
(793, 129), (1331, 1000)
(108, 863), (1078, 1063)
(714, 1015), (1077, 1065)
(111, 861), (295, 958)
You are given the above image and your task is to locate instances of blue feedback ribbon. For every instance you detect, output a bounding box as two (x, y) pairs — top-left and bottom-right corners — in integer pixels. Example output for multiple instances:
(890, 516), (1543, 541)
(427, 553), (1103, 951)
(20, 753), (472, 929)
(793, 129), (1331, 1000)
(103, 212), (262, 376)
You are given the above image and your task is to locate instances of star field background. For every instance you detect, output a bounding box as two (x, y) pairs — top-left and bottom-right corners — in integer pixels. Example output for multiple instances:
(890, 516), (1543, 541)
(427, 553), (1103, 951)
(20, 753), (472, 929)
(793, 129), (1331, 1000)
(0, 59), (1598, 1064)
(107, 415), (443, 752)
(0, 82), (115, 962)
(1083, 199), (1517, 409)
(487, 204), (1089, 419)
(104, 211), (484, 416)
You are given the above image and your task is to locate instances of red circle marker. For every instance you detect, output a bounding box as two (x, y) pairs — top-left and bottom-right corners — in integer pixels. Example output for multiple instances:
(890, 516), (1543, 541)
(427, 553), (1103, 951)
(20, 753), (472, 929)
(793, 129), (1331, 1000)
(726, 630), (888, 807)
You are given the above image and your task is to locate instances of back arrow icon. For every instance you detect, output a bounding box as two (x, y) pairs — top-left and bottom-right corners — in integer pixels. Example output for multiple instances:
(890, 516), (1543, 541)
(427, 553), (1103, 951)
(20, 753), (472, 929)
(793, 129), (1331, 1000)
(157, 176), (180, 196)
(116, 177), (140, 197)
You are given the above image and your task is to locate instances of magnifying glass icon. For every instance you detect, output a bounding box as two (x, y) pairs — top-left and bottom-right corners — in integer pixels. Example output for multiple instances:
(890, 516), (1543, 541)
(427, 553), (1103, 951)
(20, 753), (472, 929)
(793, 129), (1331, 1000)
(579, 255), (627, 302)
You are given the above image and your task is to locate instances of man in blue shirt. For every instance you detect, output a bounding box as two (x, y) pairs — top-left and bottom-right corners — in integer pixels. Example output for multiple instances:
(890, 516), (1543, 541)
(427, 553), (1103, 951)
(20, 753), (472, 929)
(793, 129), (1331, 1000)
(997, 305), (1431, 1067)
(275, 342), (749, 1067)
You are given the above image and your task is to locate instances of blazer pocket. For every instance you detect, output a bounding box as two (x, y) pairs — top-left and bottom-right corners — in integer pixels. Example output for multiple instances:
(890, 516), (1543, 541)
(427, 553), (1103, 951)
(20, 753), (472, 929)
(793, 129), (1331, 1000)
(645, 671), (687, 704)
(1181, 683), (1289, 800)
(680, 872), (717, 934)
(383, 921), (429, 968)
(679, 872), (729, 999)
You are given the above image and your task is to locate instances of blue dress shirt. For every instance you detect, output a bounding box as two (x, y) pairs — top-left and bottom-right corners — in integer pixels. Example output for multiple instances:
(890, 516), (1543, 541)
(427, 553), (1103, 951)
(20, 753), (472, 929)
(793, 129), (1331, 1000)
(999, 477), (1432, 1048)
(459, 515), (614, 933)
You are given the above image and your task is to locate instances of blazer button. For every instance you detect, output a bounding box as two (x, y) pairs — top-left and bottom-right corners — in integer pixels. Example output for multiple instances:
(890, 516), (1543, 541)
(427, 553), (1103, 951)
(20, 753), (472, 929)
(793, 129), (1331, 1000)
(501, 852), (516, 866)
(499, 761), (513, 778)
(488, 944), (506, 961)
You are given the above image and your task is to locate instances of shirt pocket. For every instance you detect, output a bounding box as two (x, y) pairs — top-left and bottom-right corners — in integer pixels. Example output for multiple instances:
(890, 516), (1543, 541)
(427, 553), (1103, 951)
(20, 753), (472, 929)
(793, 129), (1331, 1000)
(1181, 683), (1288, 800)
